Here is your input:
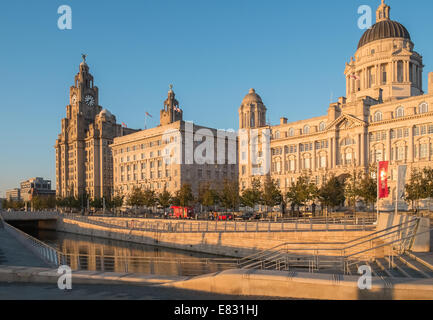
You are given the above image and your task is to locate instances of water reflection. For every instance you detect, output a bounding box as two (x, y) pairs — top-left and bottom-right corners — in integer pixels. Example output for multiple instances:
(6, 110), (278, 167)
(29, 229), (237, 276)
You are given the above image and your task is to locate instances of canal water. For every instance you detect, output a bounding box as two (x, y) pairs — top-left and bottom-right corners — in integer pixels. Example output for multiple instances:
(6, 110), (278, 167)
(17, 226), (237, 277)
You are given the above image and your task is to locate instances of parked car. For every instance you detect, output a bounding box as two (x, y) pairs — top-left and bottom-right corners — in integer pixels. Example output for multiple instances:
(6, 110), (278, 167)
(240, 212), (254, 220)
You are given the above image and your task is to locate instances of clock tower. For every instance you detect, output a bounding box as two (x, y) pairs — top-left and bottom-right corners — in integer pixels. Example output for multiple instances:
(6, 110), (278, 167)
(55, 55), (138, 201)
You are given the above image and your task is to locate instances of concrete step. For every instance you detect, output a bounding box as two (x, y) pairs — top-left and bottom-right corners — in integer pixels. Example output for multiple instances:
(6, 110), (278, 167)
(375, 258), (406, 278)
(384, 256), (424, 278)
(399, 254), (433, 278)
(406, 251), (433, 271)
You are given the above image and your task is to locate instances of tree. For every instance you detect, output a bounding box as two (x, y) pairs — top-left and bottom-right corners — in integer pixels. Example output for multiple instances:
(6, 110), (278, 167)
(158, 187), (172, 212)
(90, 198), (103, 209)
(405, 168), (427, 212)
(219, 179), (240, 212)
(198, 182), (218, 210)
(240, 178), (261, 209)
(175, 184), (194, 207)
(344, 170), (362, 215)
(143, 188), (157, 209)
(357, 166), (378, 211)
(126, 187), (145, 207)
(109, 195), (124, 213)
(261, 176), (282, 212)
(317, 175), (345, 215)
(286, 175), (317, 216)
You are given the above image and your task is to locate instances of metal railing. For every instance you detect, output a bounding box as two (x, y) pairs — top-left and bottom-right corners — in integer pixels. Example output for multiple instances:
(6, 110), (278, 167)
(2, 220), (65, 267)
(238, 217), (422, 274)
(61, 213), (377, 234)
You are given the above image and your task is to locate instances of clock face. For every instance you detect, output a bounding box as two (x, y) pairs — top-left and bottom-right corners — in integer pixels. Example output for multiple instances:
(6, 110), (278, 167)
(71, 95), (77, 105)
(85, 95), (95, 106)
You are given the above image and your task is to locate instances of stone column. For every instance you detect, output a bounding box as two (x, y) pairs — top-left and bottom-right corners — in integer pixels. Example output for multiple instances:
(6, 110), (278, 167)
(297, 143), (301, 173)
(386, 129), (391, 162)
(409, 125), (414, 162)
(312, 141), (317, 171)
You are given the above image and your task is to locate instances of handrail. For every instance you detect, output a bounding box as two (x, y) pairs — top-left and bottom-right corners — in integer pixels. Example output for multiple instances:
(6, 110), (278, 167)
(2, 220), (64, 267)
(238, 217), (422, 271)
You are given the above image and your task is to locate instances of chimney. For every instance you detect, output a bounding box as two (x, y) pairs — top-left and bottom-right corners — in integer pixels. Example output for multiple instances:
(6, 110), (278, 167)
(429, 72), (433, 94)
(280, 117), (288, 125)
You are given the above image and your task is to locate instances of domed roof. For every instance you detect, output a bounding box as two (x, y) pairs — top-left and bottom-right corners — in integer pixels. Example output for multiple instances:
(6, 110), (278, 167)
(357, 19), (411, 49)
(242, 88), (263, 105)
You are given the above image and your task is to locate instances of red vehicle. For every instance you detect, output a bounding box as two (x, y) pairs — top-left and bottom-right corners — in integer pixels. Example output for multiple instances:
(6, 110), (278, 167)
(169, 206), (194, 219)
(217, 213), (234, 221)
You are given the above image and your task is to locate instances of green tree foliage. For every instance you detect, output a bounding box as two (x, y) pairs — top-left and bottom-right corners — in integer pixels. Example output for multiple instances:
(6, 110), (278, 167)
(286, 175), (318, 215)
(317, 175), (345, 213)
(405, 168), (428, 211)
(357, 166), (378, 210)
(261, 176), (282, 209)
(126, 187), (145, 207)
(198, 182), (218, 209)
(175, 184), (194, 207)
(344, 170), (363, 214)
(157, 187), (172, 210)
(240, 178), (261, 209)
(219, 179), (240, 211)
(143, 188), (157, 208)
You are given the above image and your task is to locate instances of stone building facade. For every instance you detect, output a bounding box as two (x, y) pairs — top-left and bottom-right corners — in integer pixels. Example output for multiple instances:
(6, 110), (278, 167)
(111, 86), (238, 198)
(239, 1), (433, 210)
(55, 57), (137, 200)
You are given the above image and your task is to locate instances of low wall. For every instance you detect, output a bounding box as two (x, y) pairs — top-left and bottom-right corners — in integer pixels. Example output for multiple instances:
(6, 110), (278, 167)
(165, 269), (433, 300)
(377, 212), (430, 252)
(56, 218), (372, 258)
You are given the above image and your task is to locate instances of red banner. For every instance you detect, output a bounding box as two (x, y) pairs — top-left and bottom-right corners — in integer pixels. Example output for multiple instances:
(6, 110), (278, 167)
(378, 161), (389, 199)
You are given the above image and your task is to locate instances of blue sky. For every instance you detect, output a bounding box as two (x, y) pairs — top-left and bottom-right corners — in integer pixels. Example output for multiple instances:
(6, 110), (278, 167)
(0, 0), (433, 197)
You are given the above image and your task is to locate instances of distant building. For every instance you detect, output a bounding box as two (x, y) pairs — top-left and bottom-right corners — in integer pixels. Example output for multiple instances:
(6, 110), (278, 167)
(20, 177), (56, 202)
(111, 86), (238, 198)
(55, 55), (138, 200)
(6, 188), (21, 202)
(0, 198), (5, 209)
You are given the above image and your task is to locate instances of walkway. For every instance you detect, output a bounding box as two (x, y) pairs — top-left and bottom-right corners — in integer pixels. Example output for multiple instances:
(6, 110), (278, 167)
(0, 228), (48, 268)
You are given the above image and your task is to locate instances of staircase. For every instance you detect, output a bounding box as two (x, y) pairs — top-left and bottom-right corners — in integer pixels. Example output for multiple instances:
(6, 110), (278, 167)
(239, 217), (430, 277)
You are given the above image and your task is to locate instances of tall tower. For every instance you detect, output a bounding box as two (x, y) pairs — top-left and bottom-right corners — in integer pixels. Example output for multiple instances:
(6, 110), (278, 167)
(55, 55), (136, 200)
(345, 0), (423, 103)
(160, 85), (183, 126)
(238, 89), (267, 129)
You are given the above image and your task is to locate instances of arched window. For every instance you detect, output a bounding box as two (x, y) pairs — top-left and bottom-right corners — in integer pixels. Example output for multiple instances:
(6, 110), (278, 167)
(374, 111), (383, 122)
(303, 125), (310, 135)
(395, 106), (404, 118)
(319, 122), (326, 132)
(275, 131), (280, 139)
(419, 102), (429, 114)
(288, 128), (294, 137)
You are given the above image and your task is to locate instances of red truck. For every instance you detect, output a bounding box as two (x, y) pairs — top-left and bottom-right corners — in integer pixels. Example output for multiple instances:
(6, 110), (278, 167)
(169, 206), (195, 219)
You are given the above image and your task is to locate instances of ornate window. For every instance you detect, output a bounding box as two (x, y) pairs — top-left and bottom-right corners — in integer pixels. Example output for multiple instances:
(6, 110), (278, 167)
(303, 125), (310, 135)
(419, 102), (429, 114)
(319, 122), (326, 132)
(374, 111), (383, 122)
(288, 128), (294, 137)
(275, 131), (280, 139)
(395, 106), (404, 118)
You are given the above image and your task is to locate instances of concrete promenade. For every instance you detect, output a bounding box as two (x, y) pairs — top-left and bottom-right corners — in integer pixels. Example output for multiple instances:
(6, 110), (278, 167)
(1, 265), (433, 300)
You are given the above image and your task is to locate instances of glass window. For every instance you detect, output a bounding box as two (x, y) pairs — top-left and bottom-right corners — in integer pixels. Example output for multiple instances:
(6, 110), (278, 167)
(374, 111), (383, 122)
(396, 107), (404, 118)
(419, 102), (428, 114)
(303, 125), (310, 135)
